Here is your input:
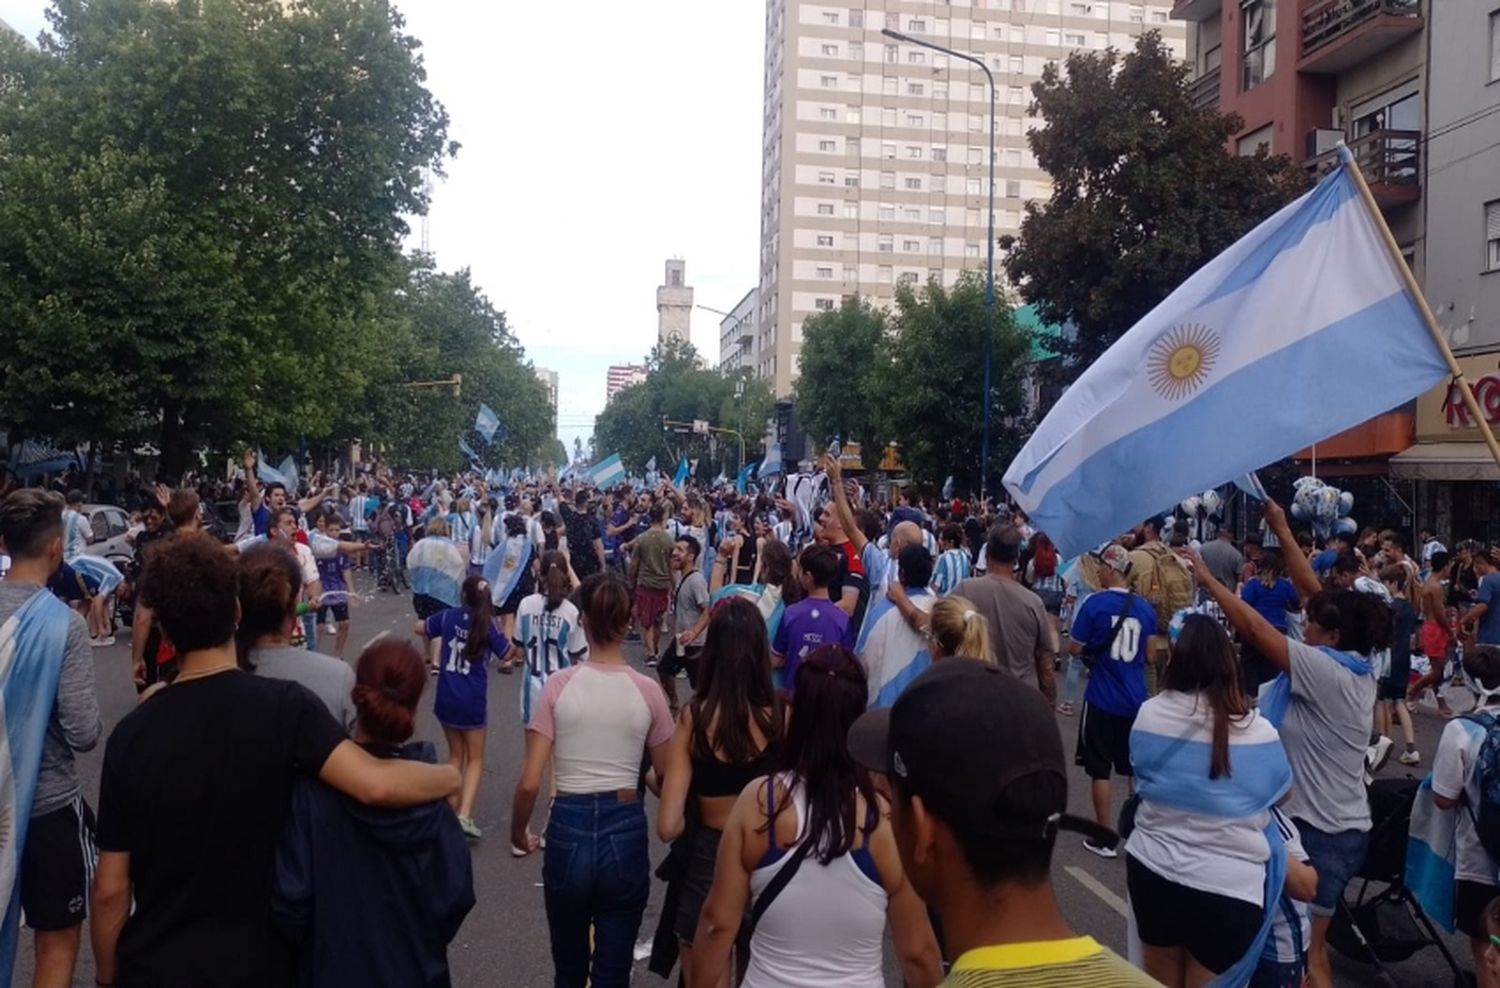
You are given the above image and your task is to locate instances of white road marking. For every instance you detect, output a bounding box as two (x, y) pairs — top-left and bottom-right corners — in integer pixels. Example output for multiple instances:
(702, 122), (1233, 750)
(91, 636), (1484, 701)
(1064, 865), (1129, 917)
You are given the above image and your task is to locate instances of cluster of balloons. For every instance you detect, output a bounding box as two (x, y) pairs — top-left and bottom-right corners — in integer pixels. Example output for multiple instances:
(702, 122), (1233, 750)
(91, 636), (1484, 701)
(1290, 476), (1356, 541)
(1174, 489), (1227, 543)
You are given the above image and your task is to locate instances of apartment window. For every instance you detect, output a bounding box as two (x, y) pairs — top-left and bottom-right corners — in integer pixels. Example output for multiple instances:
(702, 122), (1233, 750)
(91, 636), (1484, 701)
(902, 238), (921, 252)
(879, 234), (894, 252)
(816, 234), (835, 247)
(934, 112), (948, 130)
(970, 112), (984, 131)
(821, 74), (839, 88)
(928, 237), (943, 255)
(929, 267), (943, 283)
(849, 41), (863, 61)
(815, 298), (835, 311)
(1046, 28), (1061, 45)
(1010, 25), (1026, 43)
(1010, 55), (1025, 74)
(967, 177), (982, 195)
(879, 204), (896, 220)
(1069, 2), (1091, 14)
(846, 138), (861, 156)
(883, 77), (898, 96)
(881, 172), (896, 189)
(906, 112), (926, 127)
(878, 265), (893, 283)
(882, 142), (897, 159)
(907, 82), (925, 96)
(819, 139), (837, 152)
(821, 44), (839, 56)
(817, 202), (835, 215)
(843, 202), (859, 218)
(849, 8), (864, 27)
(931, 146), (947, 161)
(1492, 12), (1500, 82)
(905, 176), (923, 190)
(934, 83), (948, 99)
(843, 263), (858, 279)
(965, 243), (981, 258)
(1009, 86), (1025, 104)
(929, 208), (945, 223)
(897, 272), (919, 286)
(909, 17), (927, 31)
(1128, 4), (1144, 21)
(818, 170), (836, 184)
(1241, 0), (1276, 92)
(819, 106), (838, 120)
(1064, 31), (1087, 46)
(966, 208), (981, 227)
(1003, 148), (1022, 167)
(972, 21), (986, 39)
(844, 174), (860, 187)
(886, 44), (899, 63)
(881, 108), (897, 126)
(816, 266), (834, 279)
(904, 206), (922, 221)
(1150, 9), (1169, 22)
(906, 145), (924, 159)
(846, 107), (862, 123)
(970, 83), (985, 102)
(823, 11), (841, 24)
(1487, 201), (1500, 272)
(935, 54), (948, 70)
(1006, 179), (1022, 197)
(968, 146), (983, 165)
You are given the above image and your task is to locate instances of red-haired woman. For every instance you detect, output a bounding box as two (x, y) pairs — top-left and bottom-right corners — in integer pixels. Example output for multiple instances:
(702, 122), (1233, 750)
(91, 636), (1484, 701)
(273, 637), (474, 988)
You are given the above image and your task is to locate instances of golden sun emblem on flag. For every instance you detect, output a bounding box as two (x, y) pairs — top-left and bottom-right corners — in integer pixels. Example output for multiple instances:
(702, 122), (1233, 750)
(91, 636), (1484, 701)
(1146, 323), (1220, 401)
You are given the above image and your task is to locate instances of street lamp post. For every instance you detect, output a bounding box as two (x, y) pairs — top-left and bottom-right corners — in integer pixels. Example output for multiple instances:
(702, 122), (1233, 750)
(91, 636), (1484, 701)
(881, 27), (997, 499)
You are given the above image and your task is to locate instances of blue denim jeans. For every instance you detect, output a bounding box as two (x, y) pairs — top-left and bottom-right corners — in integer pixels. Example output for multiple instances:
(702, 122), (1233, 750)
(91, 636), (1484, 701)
(543, 794), (650, 988)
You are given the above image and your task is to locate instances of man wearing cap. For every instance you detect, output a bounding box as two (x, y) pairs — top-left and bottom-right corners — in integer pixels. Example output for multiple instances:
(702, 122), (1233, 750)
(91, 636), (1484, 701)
(849, 661), (1153, 986)
(1069, 544), (1158, 858)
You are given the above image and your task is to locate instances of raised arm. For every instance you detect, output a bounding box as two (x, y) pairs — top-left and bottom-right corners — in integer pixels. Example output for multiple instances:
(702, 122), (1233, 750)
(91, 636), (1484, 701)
(243, 448), (263, 512)
(822, 454), (868, 555)
(1184, 547), (1290, 673)
(1265, 501), (1320, 600)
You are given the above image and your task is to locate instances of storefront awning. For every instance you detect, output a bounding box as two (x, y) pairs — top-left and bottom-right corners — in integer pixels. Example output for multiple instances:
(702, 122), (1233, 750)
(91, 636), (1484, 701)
(1389, 442), (1500, 482)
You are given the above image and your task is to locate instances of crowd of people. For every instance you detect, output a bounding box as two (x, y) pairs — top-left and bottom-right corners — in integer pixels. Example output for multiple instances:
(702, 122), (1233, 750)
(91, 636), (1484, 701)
(3, 452), (1500, 988)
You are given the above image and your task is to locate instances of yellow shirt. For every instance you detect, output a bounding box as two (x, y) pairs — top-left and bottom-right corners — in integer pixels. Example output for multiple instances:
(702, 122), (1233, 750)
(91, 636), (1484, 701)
(943, 936), (1163, 987)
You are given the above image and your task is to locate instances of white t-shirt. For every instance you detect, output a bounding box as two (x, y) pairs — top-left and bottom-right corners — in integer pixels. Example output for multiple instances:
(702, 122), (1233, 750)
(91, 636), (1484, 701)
(1127, 690), (1281, 906)
(1432, 709), (1500, 884)
(527, 662), (674, 793)
(1264, 806), (1312, 964)
(291, 542), (320, 589)
(1279, 640), (1377, 833)
(62, 509), (91, 563)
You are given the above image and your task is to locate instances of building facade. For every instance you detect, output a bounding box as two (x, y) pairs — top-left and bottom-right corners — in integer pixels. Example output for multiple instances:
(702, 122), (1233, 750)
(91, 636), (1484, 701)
(605, 364), (649, 404)
(755, 0), (1186, 397)
(534, 366), (559, 431)
(718, 287), (760, 375)
(657, 259), (694, 348)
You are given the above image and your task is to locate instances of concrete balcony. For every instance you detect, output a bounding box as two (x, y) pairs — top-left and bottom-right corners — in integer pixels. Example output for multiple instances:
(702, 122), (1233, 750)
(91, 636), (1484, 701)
(1300, 0), (1422, 73)
(1303, 129), (1421, 207)
(1187, 68), (1221, 111)
(1172, 0), (1222, 22)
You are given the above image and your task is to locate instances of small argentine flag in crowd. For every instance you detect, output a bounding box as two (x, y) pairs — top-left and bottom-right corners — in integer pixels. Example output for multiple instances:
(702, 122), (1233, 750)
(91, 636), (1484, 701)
(1005, 151), (1451, 556)
(760, 442), (784, 480)
(589, 453), (625, 489)
(475, 404), (501, 444)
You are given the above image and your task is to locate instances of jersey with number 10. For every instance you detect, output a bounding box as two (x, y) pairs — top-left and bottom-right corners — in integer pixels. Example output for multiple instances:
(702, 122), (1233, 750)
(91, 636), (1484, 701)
(1070, 588), (1158, 717)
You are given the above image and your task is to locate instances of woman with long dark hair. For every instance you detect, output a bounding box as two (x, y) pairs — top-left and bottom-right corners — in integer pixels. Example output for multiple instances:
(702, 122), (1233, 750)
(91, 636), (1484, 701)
(688, 645), (942, 988)
(510, 571), (674, 988)
(487, 513), (536, 646)
(514, 550), (586, 736)
(657, 597), (785, 985)
(1126, 616), (1293, 987)
(237, 543), (355, 731)
(272, 637), (475, 987)
(415, 574), (511, 841)
(709, 538), (800, 688)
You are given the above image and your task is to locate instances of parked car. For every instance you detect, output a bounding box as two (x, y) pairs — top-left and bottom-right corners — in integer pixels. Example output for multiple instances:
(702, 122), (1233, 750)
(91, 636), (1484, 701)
(81, 504), (133, 567)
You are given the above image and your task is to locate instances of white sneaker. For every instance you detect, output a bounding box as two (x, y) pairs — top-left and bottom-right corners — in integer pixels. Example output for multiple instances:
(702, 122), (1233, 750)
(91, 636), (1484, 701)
(1366, 735), (1394, 773)
(1082, 837), (1118, 860)
(1399, 749), (1422, 766)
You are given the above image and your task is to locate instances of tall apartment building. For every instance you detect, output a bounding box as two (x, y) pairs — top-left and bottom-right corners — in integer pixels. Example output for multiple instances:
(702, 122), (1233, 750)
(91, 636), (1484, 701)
(657, 259), (694, 347)
(605, 364), (648, 404)
(756, 0), (1185, 397)
(718, 287), (760, 375)
(534, 366), (559, 431)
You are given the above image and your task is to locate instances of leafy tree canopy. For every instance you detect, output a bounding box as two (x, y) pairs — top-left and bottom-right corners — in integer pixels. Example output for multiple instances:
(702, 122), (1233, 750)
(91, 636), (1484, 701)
(795, 297), (890, 452)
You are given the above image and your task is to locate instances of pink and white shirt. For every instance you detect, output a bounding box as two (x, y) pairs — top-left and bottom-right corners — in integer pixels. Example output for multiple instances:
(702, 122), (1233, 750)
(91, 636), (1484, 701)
(528, 662), (674, 794)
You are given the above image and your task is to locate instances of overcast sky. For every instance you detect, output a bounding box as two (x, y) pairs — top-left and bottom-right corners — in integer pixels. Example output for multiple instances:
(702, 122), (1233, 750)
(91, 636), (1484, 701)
(0, 0), (765, 455)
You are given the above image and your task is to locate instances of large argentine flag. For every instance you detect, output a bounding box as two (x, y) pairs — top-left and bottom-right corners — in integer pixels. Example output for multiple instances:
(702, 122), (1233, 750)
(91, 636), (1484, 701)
(1004, 157), (1449, 556)
(588, 453), (626, 489)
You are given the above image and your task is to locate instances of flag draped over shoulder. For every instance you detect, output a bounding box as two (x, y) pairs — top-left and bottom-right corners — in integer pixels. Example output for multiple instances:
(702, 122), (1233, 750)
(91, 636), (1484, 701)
(406, 537), (467, 608)
(1004, 157), (1450, 556)
(855, 588), (934, 709)
(0, 591), (71, 974)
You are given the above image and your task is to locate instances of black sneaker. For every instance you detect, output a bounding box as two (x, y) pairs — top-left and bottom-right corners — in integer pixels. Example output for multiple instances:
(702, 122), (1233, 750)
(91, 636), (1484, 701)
(1082, 837), (1118, 860)
(645, 657), (658, 668)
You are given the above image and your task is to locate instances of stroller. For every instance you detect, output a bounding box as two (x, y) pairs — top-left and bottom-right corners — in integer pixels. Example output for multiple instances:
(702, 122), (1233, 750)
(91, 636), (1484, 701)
(1327, 776), (1472, 987)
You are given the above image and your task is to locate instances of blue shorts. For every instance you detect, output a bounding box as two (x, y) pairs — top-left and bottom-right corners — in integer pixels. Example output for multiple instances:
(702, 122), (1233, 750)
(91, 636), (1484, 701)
(1294, 818), (1369, 917)
(1250, 957), (1306, 988)
(48, 563), (90, 603)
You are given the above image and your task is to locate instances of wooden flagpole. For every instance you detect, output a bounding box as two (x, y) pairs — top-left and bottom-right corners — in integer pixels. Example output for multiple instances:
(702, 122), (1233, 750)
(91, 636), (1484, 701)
(1340, 144), (1500, 474)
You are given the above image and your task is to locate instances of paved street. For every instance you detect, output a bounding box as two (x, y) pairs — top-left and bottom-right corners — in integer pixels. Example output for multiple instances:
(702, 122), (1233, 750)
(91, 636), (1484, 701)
(14, 576), (1480, 986)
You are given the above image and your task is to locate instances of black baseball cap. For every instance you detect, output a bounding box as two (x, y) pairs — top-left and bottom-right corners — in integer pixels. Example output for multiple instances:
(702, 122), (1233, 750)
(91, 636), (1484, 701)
(848, 661), (1116, 847)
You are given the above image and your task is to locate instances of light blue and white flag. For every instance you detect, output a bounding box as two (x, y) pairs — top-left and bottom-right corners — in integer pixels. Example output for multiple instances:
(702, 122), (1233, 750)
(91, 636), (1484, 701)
(673, 456), (689, 487)
(736, 461), (757, 495)
(1406, 773), (1457, 933)
(276, 456), (299, 496)
(457, 436), (481, 467)
(406, 535), (467, 608)
(255, 449), (291, 489)
(856, 587), (934, 709)
(1132, 695), (1293, 988)
(71, 553), (124, 597)
(0, 590), (71, 973)
(1235, 472), (1270, 502)
(760, 442), (784, 480)
(941, 475), (954, 501)
(1004, 155), (1449, 557)
(483, 533), (533, 608)
(588, 453), (625, 489)
(475, 403), (501, 444)
(645, 456), (657, 474)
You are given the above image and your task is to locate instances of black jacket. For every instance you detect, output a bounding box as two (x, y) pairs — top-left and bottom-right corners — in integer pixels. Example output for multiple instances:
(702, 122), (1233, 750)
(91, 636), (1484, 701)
(272, 741), (474, 988)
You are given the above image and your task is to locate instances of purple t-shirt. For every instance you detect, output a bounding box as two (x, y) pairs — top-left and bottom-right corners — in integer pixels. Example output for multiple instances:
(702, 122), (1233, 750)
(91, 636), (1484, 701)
(772, 597), (850, 694)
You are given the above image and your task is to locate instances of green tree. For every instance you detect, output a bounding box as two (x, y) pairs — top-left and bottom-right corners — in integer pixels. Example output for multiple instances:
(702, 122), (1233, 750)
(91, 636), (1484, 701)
(0, 0), (455, 473)
(1000, 32), (1305, 376)
(794, 297), (891, 451)
(883, 274), (1030, 494)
